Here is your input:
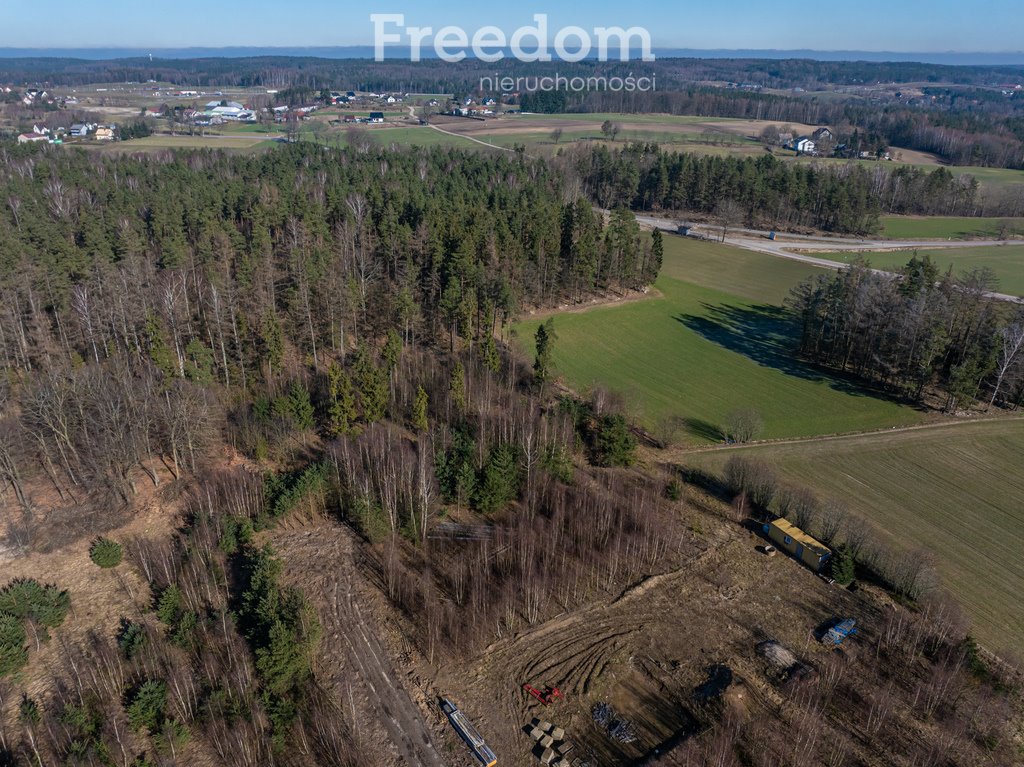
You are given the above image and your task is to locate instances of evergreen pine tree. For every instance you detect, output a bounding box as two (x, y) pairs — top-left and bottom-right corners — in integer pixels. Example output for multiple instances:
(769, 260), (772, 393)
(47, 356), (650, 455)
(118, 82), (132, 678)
(650, 228), (664, 282)
(831, 544), (856, 585)
(533, 319), (556, 385)
(412, 386), (429, 432)
(449, 361), (466, 414)
(327, 361), (357, 436)
(382, 329), (402, 374)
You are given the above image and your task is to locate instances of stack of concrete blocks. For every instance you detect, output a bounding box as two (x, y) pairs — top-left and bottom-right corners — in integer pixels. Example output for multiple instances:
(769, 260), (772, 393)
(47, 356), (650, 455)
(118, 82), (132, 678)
(527, 718), (579, 767)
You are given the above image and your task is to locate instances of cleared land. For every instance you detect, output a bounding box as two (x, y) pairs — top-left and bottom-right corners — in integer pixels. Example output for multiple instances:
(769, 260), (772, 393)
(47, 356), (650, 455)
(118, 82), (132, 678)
(808, 244), (1024, 296)
(684, 419), (1024, 652)
(514, 236), (923, 442)
(880, 215), (1024, 240)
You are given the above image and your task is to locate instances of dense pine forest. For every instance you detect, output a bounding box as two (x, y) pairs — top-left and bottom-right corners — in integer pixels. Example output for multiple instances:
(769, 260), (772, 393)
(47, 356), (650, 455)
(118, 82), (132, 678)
(575, 144), (1002, 230)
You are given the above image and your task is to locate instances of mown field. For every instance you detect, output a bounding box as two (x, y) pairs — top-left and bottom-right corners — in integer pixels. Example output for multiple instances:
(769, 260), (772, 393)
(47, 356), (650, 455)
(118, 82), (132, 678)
(685, 419), (1024, 653)
(116, 134), (278, 150)
(514, 236), (923, 441)
(809, 244), (1024, 297)
(880, 215), (1024, 240)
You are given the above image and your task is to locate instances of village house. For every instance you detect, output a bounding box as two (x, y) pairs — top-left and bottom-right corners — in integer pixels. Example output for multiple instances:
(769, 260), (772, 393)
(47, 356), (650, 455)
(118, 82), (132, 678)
(792, 137), (816, 154)
(368, 112), (385, 123)
(94, 126), (114, 141)
(812, 126), (834, 142)
(17, 132), (48, 144)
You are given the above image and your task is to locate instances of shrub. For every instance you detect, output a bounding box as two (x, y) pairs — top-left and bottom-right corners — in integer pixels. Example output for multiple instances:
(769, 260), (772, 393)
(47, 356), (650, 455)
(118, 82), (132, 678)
(89, 537), (124, 568)
(665, 479), (684, 501)
(723, 457), (778, 513)
(724, 408), (763, 443)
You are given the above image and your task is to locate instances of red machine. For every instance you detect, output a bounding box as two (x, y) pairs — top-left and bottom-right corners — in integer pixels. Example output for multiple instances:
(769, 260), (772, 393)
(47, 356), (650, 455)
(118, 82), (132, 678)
(522, 683), (563, 705)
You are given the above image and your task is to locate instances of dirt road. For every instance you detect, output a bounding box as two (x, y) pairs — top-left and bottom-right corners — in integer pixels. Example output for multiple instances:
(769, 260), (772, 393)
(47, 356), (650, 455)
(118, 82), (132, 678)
(275, 526), (448, 767)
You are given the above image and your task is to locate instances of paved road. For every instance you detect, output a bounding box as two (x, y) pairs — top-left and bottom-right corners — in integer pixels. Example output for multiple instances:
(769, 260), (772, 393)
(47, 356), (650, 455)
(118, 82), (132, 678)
(634, 215), (1015, 250)
(633, 215), (1023, 304)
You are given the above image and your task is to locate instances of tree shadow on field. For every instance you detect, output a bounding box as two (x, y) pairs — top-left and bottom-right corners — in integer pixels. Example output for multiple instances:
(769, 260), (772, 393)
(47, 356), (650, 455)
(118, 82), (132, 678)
(683, 417), (724, 442)
(676, 302), (893, 400)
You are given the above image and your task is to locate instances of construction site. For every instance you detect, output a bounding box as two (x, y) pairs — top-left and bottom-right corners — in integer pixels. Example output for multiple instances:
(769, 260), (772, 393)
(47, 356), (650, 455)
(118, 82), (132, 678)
(260, 469), (972, 767)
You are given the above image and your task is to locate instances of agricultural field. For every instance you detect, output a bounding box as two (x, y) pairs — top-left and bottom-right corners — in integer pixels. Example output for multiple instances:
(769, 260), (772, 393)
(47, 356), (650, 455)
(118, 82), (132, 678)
(112, 133), (279, 150)
(808, 244), (1024, 296)
(514, 236), (924, 441)
(879, 215), (1024, 239)
(684, 418), (1024, 653)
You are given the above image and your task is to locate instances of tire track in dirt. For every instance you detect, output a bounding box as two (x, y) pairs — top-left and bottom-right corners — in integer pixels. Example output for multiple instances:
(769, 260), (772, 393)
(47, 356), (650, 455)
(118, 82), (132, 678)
(274, 526), (448, 767)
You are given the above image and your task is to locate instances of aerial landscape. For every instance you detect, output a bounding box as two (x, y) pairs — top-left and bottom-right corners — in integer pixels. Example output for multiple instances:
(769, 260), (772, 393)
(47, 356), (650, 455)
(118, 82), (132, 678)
(1, 2), (1023, 766)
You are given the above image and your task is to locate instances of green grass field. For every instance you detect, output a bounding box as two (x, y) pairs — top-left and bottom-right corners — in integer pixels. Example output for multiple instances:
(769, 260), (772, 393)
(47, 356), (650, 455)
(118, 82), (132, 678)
(119, 134), (277, 150)
(880, 216), (1024, 240)
(808, 245), (1024, 297)
(685, 419), (1024, 653)
(514, 236), (923, 441)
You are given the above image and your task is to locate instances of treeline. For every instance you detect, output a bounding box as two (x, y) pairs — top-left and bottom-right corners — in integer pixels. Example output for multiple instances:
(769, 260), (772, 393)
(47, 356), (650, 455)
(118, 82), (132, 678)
(788, 257), (1024, 410)
(579, 144), (888, 232)
(720, 456), (937, 598)
(575, 143), (1018, 229)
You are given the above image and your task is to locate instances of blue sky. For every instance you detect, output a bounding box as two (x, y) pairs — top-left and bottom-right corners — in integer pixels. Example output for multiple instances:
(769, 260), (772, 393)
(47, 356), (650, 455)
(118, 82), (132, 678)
(2, 0), (1022, 52)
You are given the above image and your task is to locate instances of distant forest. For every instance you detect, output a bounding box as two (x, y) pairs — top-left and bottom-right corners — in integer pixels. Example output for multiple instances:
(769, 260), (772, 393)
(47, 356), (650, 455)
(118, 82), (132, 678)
(2, 55), (1023, 90)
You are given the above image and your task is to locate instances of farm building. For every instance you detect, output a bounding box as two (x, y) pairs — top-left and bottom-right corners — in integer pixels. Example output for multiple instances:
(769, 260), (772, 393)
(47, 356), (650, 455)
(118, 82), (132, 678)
(763, 518), (831, 571)
(368, 112), (385, 123)
(792, 137), (816, 154)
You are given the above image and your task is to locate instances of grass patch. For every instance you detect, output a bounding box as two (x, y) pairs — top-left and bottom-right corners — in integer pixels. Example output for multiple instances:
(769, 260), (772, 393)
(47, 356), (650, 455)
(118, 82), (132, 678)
(808, 245), (1024, 297)
(118, 134), (274, 149)
(879, 215), (1024, 240)
(685, 419), (1024, 653)
(513, 236), (922, 441)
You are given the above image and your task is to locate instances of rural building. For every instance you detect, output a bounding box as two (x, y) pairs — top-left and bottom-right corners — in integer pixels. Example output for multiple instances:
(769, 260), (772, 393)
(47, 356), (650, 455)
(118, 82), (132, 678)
(70, 124), (90, 137)
(812, 126), (834, 141)
(17, 132), (47, 144)
(792, 137), (816, 154)
(94, 127), (114, 141)
(368, 112), (385, 123)
(205, 100), (244, 110)
(763, 518), (831, 571)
